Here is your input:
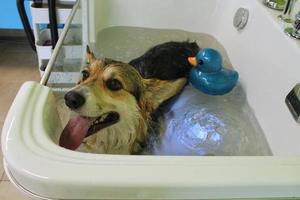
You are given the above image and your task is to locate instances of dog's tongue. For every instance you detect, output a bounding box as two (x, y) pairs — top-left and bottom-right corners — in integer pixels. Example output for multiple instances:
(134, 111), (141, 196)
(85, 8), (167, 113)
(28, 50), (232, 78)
(59, 116), (92, 150)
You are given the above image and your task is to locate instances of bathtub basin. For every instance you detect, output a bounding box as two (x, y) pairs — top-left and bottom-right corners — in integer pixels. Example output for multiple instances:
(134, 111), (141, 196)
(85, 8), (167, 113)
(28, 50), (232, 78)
(2, 0), (300, 199)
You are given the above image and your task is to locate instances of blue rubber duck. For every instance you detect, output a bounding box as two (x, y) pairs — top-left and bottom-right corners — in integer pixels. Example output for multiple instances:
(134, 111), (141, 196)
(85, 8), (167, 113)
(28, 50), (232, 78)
(188, 48), (239, 95)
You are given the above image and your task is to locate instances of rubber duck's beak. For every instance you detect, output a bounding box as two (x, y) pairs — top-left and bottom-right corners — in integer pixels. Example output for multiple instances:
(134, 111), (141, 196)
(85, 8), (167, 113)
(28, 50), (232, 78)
(188, 57), (197, 67)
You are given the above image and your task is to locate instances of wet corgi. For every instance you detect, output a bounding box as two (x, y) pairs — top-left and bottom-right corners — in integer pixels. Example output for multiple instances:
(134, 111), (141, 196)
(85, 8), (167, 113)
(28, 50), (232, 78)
(60, 41), (199, 154)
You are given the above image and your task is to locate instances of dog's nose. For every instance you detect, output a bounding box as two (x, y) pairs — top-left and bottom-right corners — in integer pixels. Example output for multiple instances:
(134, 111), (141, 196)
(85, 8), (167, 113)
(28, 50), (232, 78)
(64, 91), (85, 109)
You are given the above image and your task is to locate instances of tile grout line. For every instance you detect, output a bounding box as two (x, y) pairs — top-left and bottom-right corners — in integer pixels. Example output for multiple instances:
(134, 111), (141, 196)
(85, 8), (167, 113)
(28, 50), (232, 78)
(0, 170), (9, 181)
(0, 169), (10, 185)
(0, 174), (4, 185)
(0, 171), (4, 181)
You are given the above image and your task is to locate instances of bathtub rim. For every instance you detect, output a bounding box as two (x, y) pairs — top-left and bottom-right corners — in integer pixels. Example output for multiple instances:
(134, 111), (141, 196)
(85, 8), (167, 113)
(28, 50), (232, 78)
(3, 160), (56, 200)
(2, 81), (300, 199)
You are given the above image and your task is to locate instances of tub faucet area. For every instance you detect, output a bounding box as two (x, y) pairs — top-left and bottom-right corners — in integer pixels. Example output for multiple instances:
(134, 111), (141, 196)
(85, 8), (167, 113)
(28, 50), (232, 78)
(263, 0), (287, 10)
(278, 0), (297, 22)
(285, 11), (300, 38)
(264, 0), (300, 39)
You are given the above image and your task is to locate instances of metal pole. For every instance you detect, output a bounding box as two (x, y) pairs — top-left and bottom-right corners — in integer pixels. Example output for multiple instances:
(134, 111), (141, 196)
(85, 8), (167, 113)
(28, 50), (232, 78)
(16, 0), (36, 52)
(48, 0), (59, 49)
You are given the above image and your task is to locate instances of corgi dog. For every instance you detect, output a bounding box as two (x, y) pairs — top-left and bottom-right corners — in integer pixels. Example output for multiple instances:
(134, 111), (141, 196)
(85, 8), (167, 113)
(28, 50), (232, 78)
(60, 41), (200, 154)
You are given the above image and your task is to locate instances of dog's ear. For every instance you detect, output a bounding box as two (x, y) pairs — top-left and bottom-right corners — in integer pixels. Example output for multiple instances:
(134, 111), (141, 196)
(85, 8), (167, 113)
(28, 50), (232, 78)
(86, 45), (96, 63)
(142, 78), (187, 111)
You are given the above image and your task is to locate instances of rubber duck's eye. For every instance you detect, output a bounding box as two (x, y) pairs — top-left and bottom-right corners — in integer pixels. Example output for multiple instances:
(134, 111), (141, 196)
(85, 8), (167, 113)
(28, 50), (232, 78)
(199, 59), (204, 65)
(81, 70), (89, 81)
(106, 79), (122, 91)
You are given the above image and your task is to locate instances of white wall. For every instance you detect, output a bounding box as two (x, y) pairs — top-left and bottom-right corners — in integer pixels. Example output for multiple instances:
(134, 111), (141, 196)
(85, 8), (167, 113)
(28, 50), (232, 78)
(89, 0), (219, 42)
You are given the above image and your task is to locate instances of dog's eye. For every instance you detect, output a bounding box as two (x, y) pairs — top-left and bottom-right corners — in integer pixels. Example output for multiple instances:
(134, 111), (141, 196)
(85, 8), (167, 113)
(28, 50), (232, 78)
(81, 70), (89, 81)
(106, 79), (122, 91)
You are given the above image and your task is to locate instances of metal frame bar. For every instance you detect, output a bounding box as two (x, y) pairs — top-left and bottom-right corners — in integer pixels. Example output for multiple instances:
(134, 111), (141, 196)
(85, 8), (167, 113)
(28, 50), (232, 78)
(16, 0), (37, 52)
(48, 0), (59, 49)
(40, 0), (80, 85)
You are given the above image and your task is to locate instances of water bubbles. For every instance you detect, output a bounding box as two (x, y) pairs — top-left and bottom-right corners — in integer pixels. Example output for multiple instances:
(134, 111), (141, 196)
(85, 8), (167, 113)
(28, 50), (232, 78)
(153, 85), (271, 156)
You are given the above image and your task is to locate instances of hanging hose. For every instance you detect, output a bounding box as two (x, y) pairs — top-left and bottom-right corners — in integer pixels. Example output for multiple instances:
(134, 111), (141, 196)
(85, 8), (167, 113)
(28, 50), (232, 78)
(48, 0), (59, 49)
(16, 0), (36, 52)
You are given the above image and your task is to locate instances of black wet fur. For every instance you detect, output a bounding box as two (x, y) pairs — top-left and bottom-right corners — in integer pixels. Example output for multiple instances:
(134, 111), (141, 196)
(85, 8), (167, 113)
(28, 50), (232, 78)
(129, 41), (200, 80)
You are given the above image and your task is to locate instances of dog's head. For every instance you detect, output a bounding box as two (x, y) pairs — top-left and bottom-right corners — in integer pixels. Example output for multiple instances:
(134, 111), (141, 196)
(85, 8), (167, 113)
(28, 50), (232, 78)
(60, 47), (186, 153)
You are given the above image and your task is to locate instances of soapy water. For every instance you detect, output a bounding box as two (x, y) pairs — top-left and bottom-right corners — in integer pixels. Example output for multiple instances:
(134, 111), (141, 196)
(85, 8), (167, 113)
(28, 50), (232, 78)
(51, 26), (272, 156)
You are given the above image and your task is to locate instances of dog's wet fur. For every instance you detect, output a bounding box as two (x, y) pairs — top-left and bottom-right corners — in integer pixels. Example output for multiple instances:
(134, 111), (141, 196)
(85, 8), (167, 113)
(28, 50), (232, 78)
(64, 41), (200, 154)
(129, 41), (200, 80)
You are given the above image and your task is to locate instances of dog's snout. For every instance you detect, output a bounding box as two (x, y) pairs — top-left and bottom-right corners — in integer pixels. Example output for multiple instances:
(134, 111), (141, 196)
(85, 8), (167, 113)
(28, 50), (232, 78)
(64, 91), (85, 110)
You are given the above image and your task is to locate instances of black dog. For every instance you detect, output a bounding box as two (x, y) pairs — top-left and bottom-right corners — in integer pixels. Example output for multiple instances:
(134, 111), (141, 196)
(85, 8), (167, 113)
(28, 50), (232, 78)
(129, 41), (200, 80)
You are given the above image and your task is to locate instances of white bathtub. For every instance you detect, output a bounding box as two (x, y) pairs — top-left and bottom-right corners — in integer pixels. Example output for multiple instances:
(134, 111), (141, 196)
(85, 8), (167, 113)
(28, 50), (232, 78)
(2, 0), (300, 199)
